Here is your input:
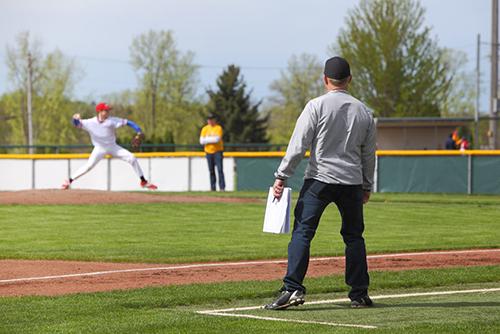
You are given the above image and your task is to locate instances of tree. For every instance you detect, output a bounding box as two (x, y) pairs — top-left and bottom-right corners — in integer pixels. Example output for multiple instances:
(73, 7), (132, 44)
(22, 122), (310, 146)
(5, 31), (44, 145)
(439, 49), (476, 117)
(35, 49), (82, 146)
(0, 93), (19, 148)
(130, 30), (199, 141)
(331, 0), (453, 117)
(103, 90), (205, 147)
(266, 53), (324, 143)
(5, 31), (82, 149)
(206, 65), (268, 143)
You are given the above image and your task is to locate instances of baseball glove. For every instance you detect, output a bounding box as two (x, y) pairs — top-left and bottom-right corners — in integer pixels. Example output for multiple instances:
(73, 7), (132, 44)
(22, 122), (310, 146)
(131, 133), (145, 150)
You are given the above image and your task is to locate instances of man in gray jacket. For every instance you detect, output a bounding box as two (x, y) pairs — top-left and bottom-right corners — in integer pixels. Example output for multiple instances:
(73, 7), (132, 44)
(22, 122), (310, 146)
(265, 56), (376, 310)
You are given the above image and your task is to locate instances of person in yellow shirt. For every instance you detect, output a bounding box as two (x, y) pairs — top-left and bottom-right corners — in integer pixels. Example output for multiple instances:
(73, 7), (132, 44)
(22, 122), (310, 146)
(199, 114), (226, 191)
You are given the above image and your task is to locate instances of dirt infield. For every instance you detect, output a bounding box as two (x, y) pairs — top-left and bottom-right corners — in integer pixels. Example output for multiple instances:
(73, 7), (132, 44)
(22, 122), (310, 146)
(1, 249), (499, 297)
(0, 190), (260, 205)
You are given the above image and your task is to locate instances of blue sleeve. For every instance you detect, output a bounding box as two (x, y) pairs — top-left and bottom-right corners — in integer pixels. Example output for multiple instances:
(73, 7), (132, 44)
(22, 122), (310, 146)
(72, 118), (81, 127)
(127, 120), (142, 133)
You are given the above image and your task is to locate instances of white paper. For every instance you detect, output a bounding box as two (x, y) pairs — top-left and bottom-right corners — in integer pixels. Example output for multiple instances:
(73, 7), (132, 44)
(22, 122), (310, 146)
(263, 187), (291, 234)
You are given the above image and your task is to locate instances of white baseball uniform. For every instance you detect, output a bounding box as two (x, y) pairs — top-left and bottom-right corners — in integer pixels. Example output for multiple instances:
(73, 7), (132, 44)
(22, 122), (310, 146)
(71, 116), (144, 181)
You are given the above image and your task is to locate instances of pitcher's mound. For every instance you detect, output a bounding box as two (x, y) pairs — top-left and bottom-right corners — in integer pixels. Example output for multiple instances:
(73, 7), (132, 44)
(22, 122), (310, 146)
(0, 189), (260, 205)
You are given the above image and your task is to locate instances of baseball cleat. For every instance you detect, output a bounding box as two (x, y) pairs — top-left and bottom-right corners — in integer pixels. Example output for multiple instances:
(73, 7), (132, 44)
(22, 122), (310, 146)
(351, 295), (373, 308)
(264, 290), (305, 310)
(61, 179), (71, 190)
(140, 180), (158, 190)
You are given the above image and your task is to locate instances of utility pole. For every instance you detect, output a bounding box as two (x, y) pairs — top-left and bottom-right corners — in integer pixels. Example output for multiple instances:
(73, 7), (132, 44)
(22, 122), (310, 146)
(27, 52), (34, 154)
(476, 34), (481, 148)
(490, 0), (499, 149)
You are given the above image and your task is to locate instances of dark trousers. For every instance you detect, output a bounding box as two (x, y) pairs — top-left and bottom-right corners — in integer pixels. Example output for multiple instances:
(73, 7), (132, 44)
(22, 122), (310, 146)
(283, 179), (369, 300)
(206, 151), (226, 191)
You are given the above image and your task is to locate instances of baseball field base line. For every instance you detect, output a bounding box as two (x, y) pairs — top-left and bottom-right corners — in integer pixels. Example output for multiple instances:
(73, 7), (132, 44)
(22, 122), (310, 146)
(196, 287), (500, 330)
(0, 249), (498, 284)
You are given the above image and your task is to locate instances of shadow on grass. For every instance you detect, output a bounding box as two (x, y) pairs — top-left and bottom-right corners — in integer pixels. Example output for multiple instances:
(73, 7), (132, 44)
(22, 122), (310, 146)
(284, 301), (500, 312)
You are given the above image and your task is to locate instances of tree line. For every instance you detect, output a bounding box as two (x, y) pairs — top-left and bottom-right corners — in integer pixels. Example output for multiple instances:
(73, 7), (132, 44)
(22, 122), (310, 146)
(0, 0), (475, 151)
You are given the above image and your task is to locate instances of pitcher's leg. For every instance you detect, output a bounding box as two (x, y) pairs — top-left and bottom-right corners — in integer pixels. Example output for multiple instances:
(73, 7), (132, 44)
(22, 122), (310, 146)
(283, 179), (329, 292)
(112, 145), (144, 178)
(336, 185), (369, 300)
(71, 147), (106, 181)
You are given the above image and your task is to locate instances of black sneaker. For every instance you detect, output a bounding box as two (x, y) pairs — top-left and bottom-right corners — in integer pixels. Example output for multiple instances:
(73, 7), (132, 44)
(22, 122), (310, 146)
(264, 290), (305, 310)
(351, 295), (373, 308)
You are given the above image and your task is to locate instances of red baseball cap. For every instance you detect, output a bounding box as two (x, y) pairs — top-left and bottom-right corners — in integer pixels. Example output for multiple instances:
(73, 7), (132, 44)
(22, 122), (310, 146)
(95, 102), (112, 112)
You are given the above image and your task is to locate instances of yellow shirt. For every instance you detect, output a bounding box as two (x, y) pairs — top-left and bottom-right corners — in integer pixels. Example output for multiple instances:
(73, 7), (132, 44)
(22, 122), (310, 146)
(200, 124), (224, 154)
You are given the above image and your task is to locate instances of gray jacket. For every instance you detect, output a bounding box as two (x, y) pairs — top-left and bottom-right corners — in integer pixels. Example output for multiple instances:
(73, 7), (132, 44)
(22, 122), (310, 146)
(275, 89), (376, 191)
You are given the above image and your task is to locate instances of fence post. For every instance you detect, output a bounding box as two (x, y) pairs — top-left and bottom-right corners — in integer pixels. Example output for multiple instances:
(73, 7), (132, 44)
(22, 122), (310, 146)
(67, 158), (71, 182)
(107, 158), (111, 191)
(188, 156), (192, 191)
(148, 157), (152, 186)
(467, 154), (472, 195)
(31, 159), (35, 189)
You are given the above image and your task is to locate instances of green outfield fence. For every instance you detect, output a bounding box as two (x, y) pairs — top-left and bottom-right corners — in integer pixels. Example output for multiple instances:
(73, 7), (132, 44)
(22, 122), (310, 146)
(233, 150), (500, 195)
(375, 151), (500, 195)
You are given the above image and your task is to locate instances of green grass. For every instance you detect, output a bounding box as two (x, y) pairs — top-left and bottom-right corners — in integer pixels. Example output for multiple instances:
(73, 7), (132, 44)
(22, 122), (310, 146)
(0, 192), (498, 262)
(1, 192), (499, 333)
(1, 266), (499, 334)
(240, 287), (500, 333)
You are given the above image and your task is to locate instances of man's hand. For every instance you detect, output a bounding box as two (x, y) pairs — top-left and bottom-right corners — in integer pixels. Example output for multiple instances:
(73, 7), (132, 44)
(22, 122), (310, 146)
(363, 190), (371, 204)
(273, 178), (285, 200)
(73, 113), (81, 120)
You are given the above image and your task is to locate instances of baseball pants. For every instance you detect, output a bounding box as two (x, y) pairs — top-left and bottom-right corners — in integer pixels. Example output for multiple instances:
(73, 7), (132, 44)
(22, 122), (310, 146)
(71, 144), (144, 181)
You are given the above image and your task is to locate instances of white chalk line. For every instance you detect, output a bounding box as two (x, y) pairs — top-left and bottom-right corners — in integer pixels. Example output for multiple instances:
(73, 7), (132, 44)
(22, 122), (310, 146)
(0, 248), (498, 284)
(199, 312), (378, 329)
(196, 287), (500, 329)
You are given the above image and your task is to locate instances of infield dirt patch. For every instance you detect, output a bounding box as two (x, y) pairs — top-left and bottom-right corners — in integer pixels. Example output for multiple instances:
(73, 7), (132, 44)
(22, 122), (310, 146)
(1, 250), (498, 297)
(0, 189), (260, 205)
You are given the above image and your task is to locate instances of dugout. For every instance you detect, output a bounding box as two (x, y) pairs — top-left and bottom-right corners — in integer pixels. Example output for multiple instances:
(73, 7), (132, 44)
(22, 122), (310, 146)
(376, 117), (470, 150)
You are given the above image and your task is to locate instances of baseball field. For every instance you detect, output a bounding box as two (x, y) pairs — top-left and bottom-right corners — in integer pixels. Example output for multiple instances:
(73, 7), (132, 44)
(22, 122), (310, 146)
(0, 190), (499, 333)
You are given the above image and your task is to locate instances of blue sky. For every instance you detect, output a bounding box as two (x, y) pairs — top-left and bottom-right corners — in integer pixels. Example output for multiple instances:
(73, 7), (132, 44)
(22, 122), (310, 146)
(0, 0), (492, 111)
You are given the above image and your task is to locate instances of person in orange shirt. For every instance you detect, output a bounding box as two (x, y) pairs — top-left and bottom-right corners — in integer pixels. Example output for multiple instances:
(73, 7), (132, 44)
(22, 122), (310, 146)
(199, 114), (226, 191)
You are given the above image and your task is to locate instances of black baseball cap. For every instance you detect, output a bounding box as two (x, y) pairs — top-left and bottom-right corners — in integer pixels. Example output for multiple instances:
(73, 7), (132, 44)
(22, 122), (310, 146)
(324, 56), (351, 80)
(207, 114), (216, 119)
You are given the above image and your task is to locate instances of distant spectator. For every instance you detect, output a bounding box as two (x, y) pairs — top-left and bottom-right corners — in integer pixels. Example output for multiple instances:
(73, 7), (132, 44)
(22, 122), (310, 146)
(199, 114), (226, 191)
(460, 137), (470, 151)
(445, 133), (456, 150)
(451, 129), (461, 148)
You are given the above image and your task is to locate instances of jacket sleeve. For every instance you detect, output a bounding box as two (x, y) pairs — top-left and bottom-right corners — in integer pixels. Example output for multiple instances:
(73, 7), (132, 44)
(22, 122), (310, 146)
(126, 120), (142, 133)
(274, 101), (317, 180)
(361, 115), (377, 191)
(202, 136), (220, 144)
(199, 126), (206, 145)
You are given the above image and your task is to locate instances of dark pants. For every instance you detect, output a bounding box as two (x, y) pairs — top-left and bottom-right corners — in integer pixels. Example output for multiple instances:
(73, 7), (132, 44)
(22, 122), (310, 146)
(283, 179), (369, 300)
(206, 151), (226, 191)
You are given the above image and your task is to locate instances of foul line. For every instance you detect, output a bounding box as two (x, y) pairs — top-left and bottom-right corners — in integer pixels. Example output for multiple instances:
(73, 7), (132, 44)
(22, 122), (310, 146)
(196, 287), (500, 329)
(0, 249), (498, 284)
(199, 312), (378, 329)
